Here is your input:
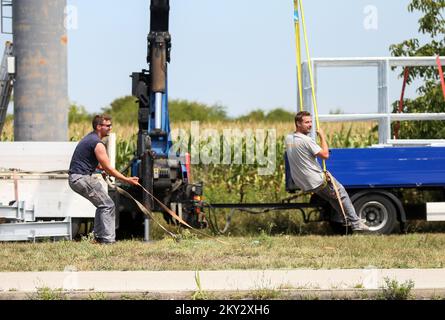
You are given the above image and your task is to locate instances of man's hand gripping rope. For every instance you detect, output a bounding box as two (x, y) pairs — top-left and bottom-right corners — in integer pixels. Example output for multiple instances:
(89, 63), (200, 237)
(103, 174), (226, 244)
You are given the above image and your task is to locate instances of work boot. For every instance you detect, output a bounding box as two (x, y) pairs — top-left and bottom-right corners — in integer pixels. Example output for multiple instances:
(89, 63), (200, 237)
(352, 221), (370, 231)
(92, 237), (116, 245)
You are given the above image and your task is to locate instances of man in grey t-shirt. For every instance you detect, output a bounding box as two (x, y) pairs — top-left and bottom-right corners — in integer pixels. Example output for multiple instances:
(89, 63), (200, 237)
(285, 111), (369, 232)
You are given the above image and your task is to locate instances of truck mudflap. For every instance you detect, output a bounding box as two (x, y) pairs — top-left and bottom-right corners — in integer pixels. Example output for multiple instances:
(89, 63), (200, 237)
(426, 202), (445, 221)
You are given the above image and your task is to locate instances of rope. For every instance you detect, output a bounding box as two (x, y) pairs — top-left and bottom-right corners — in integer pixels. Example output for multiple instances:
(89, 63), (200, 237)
(105, 175), (226, 244)
(104, 177), (178, 240)
(298, 0), (326, 172)
(105, 176), (227, 243)
(293, 0), (304, 111)
(204, 204), (235, 235)
(135, 181), (227, 244)
(325, 171), (348, 233)
(436, 55), (445, 101)
(295, 1), (348, 231)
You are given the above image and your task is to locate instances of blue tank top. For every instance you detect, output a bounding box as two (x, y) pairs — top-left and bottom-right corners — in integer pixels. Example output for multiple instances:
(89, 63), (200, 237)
(69, 132), (105, 175)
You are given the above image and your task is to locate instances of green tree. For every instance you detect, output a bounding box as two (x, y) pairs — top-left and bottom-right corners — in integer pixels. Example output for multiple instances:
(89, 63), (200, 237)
(237, 109), (266, 122)
(329, 108), (344, 115)
(265, 108), (294, 122)
(101, 96), (138, 125)
(102, 97), (228, 124)
(389, 0), (445, 139)
(237, 108), (295, 122)
(169, 99), (228, 122)
(68, 103), (91, 124)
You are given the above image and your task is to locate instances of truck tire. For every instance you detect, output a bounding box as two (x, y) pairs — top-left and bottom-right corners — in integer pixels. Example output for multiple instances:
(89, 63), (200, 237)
(353, 194), (398, 235)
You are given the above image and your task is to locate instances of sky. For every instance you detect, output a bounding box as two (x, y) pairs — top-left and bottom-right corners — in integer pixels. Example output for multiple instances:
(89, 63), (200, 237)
(0, 0), (431, 117)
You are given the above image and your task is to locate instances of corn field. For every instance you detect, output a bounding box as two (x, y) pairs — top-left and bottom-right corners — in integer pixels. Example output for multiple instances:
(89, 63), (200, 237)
(0, 119), (377, 206)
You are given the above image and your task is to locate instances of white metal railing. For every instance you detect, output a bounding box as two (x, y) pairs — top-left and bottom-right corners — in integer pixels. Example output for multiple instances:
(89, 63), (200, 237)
(1, 0), (12, 35)
(300, 56), (445, 145)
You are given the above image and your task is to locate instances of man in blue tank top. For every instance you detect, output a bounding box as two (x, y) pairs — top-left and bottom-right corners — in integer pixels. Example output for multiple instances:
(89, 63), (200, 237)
(69, 114), (139, 244)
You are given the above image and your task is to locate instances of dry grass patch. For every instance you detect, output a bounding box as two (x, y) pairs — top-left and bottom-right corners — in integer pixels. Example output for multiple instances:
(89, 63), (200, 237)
(1, 234), (445, 271)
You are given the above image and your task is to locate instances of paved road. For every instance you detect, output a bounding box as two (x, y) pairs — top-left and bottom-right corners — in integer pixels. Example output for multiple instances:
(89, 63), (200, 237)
(1, 269), (445, 295)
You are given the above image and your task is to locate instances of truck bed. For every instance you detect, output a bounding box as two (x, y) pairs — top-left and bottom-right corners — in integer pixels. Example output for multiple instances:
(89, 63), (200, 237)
(327, 146), (445, 189)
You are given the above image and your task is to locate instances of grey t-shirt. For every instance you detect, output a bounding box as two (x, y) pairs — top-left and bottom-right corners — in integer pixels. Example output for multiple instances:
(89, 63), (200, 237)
(285, 132), (324, 192)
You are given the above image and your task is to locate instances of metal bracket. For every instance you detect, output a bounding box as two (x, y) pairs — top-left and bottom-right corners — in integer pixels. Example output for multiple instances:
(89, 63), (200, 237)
(0, 200), (35, 222)
(1, 0), (12, 35)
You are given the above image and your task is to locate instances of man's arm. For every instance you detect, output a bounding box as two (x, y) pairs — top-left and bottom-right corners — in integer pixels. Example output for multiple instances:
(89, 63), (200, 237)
(94, 143), (139, 186)
(315, 128), (329, 160)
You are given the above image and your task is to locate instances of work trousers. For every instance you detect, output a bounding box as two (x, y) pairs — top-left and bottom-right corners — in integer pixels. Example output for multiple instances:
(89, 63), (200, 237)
(68, 174), (116, 243)
(314, 175), (361, 227)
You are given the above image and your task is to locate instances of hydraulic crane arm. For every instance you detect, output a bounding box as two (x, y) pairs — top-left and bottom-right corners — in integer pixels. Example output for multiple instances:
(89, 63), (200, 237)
(150, 0), (170, 32)
(124, 0), (204, 241)
(148, 0), (171, 129)
(131, 0), (172, 215)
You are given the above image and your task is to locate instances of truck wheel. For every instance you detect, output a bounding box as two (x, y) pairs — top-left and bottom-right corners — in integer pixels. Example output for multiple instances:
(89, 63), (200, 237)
(353, 194), (398, 234)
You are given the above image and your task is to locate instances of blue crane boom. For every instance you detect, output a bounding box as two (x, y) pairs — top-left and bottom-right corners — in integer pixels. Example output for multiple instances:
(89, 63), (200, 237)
(115, 0), (204, 240)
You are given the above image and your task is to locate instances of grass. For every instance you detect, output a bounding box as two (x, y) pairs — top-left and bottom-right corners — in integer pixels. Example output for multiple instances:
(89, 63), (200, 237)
(377, 278), (415, 300)
(29, 287), (66, 300)
(191, 270), (214, 300)
(1, 234), (445, 272)
(248, 288), (282, 300)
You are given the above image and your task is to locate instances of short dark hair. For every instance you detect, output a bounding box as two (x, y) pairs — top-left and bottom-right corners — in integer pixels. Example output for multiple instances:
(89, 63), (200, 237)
(295, 111), (311, 126)
(92, 114), (112, 130)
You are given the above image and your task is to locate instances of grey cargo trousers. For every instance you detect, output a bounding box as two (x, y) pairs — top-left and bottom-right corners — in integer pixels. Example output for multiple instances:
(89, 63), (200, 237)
(313, 175), (361, 228)
(68, 174), (116, 243)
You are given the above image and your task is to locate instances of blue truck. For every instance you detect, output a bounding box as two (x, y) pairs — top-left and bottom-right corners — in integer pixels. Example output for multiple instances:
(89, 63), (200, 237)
(284, 57), (445, 235)
(309, 146), (445, 234)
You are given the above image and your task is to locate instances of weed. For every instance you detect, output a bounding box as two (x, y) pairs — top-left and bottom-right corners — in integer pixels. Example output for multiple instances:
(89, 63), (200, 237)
(378, 278), (415, 300)
(80, 232), (95, 243)
(88, 292), (108, 300)
(30, 287), (66, 300)
(359, 291), (371, 300)
(191, 271), (212, 300)
(277, 282), (295, 290)
(248, 288), (281, 300)
(299, 293), (320, 300)
(255, 230), (273, 248)
(179, 229), (199, 241)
